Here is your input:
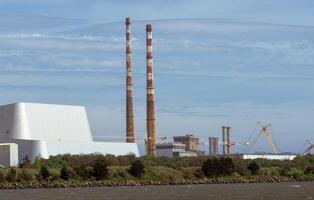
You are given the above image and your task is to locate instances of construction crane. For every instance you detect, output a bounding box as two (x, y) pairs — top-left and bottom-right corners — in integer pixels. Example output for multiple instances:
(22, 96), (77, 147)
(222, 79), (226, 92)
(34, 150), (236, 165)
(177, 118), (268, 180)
(247, 122), (279, 154)
(303, 140), (314, 154)
(228, 142), (250, 147)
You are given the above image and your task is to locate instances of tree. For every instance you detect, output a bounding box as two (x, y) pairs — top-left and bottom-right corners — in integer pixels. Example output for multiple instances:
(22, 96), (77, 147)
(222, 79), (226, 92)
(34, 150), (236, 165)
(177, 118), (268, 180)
(129, 160), (145, 178)
(92, 159), (109, 180)
(247, 161), (260, 175)
(40, 166), (50, 180)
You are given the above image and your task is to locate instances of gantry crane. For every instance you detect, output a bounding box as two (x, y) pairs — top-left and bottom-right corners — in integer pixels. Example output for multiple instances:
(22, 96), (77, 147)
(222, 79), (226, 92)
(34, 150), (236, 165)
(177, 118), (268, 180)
(247, 122), (279, 154)
(303, 140), (314, 154)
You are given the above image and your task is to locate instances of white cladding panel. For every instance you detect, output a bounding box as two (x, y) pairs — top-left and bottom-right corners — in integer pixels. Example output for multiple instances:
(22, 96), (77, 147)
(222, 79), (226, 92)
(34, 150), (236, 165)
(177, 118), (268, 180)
(0, 102), (93, 142)
(0, 143), (18, 167)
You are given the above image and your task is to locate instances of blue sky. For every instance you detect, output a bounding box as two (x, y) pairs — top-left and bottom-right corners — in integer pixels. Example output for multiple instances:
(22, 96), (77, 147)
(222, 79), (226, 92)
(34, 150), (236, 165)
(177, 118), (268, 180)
(0, 0), (314, 154)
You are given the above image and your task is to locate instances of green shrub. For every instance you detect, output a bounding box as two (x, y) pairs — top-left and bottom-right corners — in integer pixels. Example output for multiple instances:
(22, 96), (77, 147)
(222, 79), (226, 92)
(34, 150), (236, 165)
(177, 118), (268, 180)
(0, 171), (4, 183)
(181, 168), (196, 179)
(202, 158), (217, 177)
(60, 166), (76, 180)
(6, 168), (17, 182)
(259, 167), (271, 176)
(116, 169), (128, 178)
(18, 170), (34, 182)
(280, 165), (290, 176)
(129, 160), (145, 178)
(34, 157), (43, 169)
(220, 157), (235, 176)
(288, 168), (304, 179)
(40, 166), (50, 180)
(305, 166), (314, 175)
(247, 161), (260, 175)
(92, 159), (109, 180)
(194, 168), (204, 178)
(234, 159), (251, 176)
(270, 167), (280, 176)
(49, 173), (60, 181)
(74, 165), (93, 180)
(202, 157), (235, 177)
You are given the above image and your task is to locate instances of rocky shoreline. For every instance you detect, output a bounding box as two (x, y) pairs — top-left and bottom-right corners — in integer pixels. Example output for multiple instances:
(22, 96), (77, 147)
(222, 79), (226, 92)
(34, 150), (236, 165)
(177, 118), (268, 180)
(0, 176), (313, 190)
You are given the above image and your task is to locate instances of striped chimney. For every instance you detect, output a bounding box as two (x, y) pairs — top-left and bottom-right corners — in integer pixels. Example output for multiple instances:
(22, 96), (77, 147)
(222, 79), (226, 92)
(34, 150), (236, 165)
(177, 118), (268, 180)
(146, 24), (156, 157)
(125, 18), (135, 143)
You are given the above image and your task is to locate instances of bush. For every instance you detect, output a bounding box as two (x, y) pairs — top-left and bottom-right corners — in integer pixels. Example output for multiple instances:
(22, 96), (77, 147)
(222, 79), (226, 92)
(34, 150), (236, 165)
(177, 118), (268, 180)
(0, 171), (4, 183)
(234, 159), (251, 176)
(219, 157), (235, 176)
(60, 166), (76, 180)
(92, 159), (109, 180)
(202, 157), (235, 177)
(259, 167), (272, 176)
(247, 161), (260, 175)
(40, 166), (50, 180)
(305, 166), (314, 175)
(280, 165), (291, 176)
(129, 160), (145, 178)
(18, 170), (34, 182)
(6, 168), (17, 182)
(270, 167), (280, 176)
(288, 168), (304, 179)
(74, 165), (93, 180)
(194, 168), (204, 178)
(20, 155), (32, 168)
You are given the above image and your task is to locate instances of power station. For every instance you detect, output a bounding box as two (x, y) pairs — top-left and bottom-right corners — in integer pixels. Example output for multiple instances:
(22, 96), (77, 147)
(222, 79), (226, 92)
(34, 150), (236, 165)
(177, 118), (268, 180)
(0, 17), (310, 167)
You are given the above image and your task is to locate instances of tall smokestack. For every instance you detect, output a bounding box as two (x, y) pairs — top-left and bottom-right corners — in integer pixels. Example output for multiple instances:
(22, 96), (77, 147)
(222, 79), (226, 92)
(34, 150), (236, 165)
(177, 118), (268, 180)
(226, 127), (231, 155)
(146, 24), (156, 157)
(222, 126), (226, 155)
(125, 18), (135, 143)
(209, 137), (218, 156)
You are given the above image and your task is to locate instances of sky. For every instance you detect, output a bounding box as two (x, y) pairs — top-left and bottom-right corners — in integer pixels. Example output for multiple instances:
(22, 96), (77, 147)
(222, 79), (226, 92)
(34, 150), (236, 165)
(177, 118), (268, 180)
(0, 0), (314, 154)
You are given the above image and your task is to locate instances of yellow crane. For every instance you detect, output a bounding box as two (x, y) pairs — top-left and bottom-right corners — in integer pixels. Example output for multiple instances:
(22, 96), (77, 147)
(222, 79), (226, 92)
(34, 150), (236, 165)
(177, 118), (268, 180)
(247, 122), (279, 154)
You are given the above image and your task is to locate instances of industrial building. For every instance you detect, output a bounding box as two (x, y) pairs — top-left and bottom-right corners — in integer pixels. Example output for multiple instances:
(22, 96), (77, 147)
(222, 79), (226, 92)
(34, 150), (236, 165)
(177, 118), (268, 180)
(0, 102), (139, 166)
(173, 134), (205, 156)
(156, 143), (197, 157)
(156, 134), (205, 157)
(240, 154), (297, 160)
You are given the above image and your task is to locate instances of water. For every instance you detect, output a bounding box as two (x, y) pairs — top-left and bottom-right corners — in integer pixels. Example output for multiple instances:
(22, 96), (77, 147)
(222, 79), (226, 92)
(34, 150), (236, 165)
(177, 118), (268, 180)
(0, 182), (313, 200)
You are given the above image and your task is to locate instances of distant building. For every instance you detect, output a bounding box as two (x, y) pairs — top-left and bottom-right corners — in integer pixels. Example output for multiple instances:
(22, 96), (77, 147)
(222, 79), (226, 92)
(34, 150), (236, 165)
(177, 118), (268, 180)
(240, 154), (297, 161)
(174, 134), (199, 152)
(156, 142), (197, 157)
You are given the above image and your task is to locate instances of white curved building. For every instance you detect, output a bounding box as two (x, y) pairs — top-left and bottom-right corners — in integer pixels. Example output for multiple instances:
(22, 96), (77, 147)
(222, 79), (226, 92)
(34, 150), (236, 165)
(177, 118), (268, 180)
(0, 102), (139, 163)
